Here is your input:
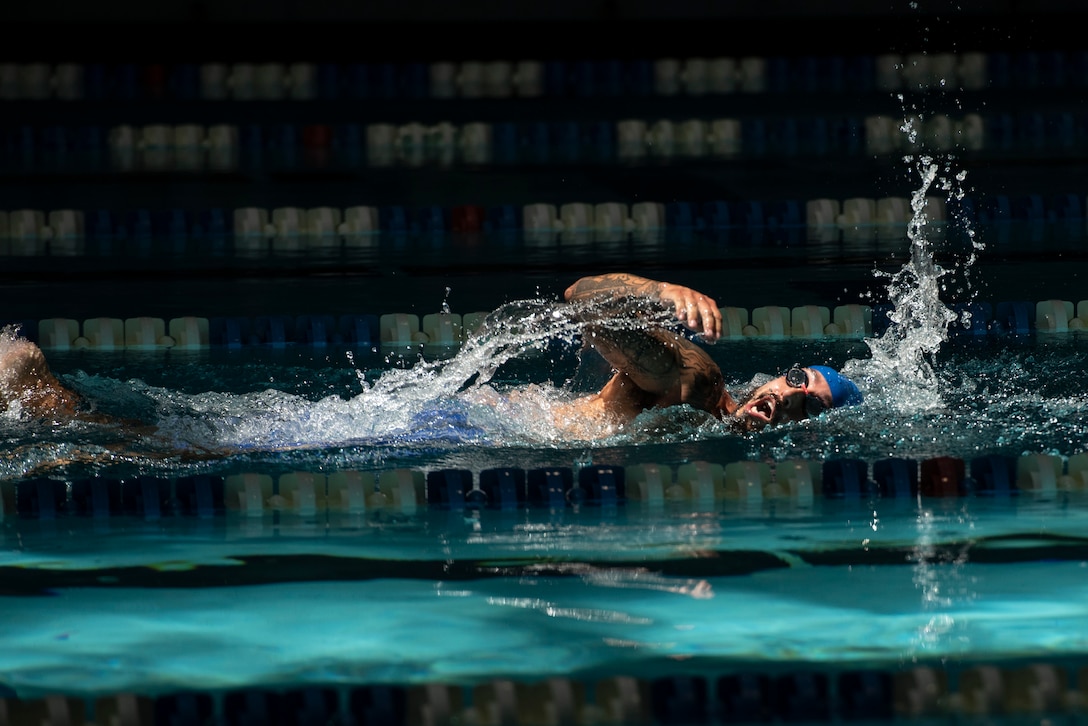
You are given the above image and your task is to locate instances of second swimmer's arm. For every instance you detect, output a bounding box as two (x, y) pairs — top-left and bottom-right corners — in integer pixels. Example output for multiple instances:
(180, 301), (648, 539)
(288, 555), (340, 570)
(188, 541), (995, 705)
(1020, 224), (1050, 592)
(564, 273), (722, 341)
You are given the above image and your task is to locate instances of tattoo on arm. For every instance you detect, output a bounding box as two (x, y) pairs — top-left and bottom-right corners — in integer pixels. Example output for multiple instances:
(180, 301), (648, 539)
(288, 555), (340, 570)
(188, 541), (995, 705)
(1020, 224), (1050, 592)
(583, 325), (681, 394)
(565, 273), (663, 305)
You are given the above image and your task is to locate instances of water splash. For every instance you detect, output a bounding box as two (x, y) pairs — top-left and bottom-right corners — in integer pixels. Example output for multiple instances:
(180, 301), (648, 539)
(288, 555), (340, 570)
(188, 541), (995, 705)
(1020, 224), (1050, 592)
(145, 297), (681, 453)
(847, 112), (981, 416)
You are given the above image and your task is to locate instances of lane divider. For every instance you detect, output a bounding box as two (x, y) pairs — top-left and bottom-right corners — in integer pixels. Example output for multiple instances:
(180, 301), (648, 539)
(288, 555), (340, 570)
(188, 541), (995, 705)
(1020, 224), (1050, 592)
(4, 452), (1088, 517)
(0, 51), (1078, 101)
(9, 296), (1088, 353)
(6, 661), (1088, 725)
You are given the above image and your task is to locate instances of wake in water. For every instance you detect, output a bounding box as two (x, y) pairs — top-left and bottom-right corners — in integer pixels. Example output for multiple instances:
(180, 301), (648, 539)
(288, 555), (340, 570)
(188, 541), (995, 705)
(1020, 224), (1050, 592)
(0, 297), (737, 479)
(2, 116), (1080, 480)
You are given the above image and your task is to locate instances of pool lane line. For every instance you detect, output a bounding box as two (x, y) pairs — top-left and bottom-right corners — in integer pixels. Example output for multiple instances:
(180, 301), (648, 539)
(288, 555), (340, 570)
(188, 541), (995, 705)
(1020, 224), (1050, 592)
(3, 532), (1088, 596)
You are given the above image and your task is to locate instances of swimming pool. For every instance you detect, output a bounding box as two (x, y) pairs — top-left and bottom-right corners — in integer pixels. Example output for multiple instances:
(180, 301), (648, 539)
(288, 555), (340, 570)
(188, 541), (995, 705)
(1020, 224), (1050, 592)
(4, 53), (1088, 725)
(4, 202), (1088, 723)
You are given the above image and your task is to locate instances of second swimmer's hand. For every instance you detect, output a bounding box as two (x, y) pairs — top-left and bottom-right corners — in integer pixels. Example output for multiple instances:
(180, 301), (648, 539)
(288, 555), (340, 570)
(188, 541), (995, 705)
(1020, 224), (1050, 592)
(656, 283), (722, 342)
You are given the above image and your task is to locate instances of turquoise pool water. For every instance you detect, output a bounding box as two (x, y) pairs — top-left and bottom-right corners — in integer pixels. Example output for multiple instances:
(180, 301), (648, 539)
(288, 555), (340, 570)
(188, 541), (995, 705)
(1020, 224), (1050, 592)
(4, 496), (1088, 699)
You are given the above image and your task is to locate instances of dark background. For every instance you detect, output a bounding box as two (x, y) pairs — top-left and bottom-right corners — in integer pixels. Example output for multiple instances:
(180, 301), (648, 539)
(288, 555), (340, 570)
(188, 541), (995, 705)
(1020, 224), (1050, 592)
(2, 1), (1087, 320)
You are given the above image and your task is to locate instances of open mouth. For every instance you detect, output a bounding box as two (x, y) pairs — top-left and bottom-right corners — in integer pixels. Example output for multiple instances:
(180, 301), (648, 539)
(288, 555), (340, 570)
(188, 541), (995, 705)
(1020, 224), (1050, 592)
(744, 393), (780, 425)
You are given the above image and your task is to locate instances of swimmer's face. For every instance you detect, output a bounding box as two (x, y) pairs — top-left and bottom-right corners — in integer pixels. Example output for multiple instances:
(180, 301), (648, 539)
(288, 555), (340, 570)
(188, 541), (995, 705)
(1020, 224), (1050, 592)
(732, 367), (835, 432)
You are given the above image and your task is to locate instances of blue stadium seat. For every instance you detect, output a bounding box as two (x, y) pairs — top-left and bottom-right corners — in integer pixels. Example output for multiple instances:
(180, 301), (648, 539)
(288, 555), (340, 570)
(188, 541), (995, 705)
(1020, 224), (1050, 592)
(192, 208), (229, 247)
(527, 467), (572, 507)
(121, 476), (171, 518)
(416, 206), (447, 235)
(223, 690), (284, 726)
(210, 317), (253, 348)
(970, 454), (1018, 496)
(74, 125), (107, 172)
(296, 315), (337, 346)
(570, 60), (596, 97)
(773, 673), (830, 722)
(252, 316), (294, 347)
(86, 209), (118, 251)
(110, 63), (140, 100)
(872, 458), (919, 498)
(987, 52), (1012, 89)
(153, 209), (190, 247)
(992, 301), (1035, 335)
(626, 60), (654, 95)
(577, 465), (625, 505)
(425, 469), (474, 508)
(985, 113), (1016, 151)
(479, 468), (527, 510)
(332, 124), (364, 168)
(399, 63), (429, 98)
(175, 475), (226, 517)
(83, 63), (109, 99)
(155, 693), (214, 726)
(1011, 194), (1045, 223)
(1016, 113), (1047, 152)
(380, 206), (411, 237)
(799, 117), (831, 155)
(595, 60), (625, 96)
(838, 671), (894, 720)
(239, 124), (265, 168)
(652, 676), (709, 725)
(316, 63), (341, 99)
(265, 123), (299, 170)
(821, 459), (872, 498)
(544, 61), (568, 97)
(520, 122), (551, 165)
(701, 201), (732, 230)
(743, 119), (768, 156)
(343, 64), (369, 98)
(284, 688), (339, 726)
(718, 674), (772, 723)
(337, 315), (379, 348)
(979, 194), (1012, 225)
(169, 64), (200, 100)
(665, 202), (698, 231)
(349, 686), (405, 726)
(830, 117), (864, 156)
(1050, 193), (1084, 221)
(492, 123), (519, 165)
(585, 121), (616, 163)
(552, 121), (582, 163)
(765, 57), (792, 94)
(15, 478), (68, 518)
(948, 302), (993, 338)
(483, 205), (520, 235)
(70, 478), (123, 517)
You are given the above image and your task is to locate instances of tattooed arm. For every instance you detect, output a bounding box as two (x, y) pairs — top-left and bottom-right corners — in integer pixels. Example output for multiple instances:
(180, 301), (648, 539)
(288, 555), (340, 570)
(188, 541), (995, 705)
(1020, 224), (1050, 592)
(564, 273), (722, 341)
(564, 274), (724, 402)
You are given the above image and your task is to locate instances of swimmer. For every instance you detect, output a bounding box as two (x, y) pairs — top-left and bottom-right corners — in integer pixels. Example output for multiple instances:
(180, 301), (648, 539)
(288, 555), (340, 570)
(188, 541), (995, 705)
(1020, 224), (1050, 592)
(0, 274), (861, 436)
(560, 273), (863, 432)
(0, 334), (93, 422)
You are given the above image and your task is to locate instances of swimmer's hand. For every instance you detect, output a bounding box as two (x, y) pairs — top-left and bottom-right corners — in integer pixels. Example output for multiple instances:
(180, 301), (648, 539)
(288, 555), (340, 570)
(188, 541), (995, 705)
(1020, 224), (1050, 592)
(655, 283), (722, 342)
(564, 274), (722, 343)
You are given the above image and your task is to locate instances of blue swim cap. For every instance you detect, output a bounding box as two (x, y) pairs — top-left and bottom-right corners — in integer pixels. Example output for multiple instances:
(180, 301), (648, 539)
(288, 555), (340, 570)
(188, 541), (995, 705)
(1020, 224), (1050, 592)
(809, 366), (864, 408)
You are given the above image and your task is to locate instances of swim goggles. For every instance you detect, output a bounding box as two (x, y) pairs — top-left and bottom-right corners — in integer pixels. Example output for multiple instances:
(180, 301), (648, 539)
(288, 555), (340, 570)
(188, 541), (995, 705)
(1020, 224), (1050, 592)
(784, 365), (828, 418)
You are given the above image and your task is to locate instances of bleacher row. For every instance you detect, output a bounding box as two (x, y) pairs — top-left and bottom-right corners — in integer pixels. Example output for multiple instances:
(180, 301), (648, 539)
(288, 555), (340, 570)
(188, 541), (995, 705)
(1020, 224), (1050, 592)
(0, 50), (1083, 101)
(4, 112), (1086, 176)
(4, 297), (1087, 355)
(8, 661), (1088, 726)
(6, 662), (1088, 726)
(2, 452), (1083, 517)
(0, 192), (1083, 256)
